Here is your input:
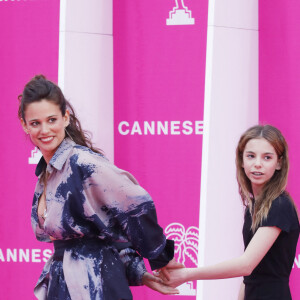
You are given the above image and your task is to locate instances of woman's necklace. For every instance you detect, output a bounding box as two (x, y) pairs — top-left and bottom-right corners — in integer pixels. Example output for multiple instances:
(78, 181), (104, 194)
(40, 209), (47, 220)
(38, 171), (49, 220)
(38, 197), (47, 220)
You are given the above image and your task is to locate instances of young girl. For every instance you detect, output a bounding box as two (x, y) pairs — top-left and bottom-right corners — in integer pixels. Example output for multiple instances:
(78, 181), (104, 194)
(19, 75), (181, 299)
(159, 125), (300, 300)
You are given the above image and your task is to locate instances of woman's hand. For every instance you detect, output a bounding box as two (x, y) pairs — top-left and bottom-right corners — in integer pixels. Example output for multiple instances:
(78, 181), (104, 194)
(156, 267), (190, 288)
(142, 272), (180, 295)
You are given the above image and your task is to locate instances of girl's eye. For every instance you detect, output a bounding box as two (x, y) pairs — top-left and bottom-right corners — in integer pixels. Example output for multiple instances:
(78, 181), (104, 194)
(264, 156), (271, 160)
(49, 118), (56, 123)
(30, 121), (39, 127)
(247, 154), (254, 158)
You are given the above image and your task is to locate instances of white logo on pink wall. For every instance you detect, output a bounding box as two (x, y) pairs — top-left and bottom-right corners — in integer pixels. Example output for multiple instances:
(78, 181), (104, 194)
(167, 0), (195, 26)
(29, 147), (42, 164)
(118, 120), (203, 135)
(165, 223), (198, 296)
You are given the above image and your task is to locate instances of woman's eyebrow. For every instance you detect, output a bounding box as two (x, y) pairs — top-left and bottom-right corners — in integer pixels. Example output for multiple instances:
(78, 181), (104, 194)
(28, 114), (58, 122)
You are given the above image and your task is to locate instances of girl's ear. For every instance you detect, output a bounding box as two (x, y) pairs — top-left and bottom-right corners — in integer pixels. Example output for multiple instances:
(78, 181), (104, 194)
(20, 118), (29, 134)
(276, 157), (282, 170)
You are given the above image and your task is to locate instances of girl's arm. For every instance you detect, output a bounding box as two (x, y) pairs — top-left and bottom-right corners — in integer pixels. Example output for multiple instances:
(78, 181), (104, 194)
(237, 282), (245, 300)
(161, 226), (281, 287)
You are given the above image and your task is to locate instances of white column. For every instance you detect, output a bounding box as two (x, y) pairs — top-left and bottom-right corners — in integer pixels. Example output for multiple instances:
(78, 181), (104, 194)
(197, 1), (258, 299)
(58, 0), (114, 161)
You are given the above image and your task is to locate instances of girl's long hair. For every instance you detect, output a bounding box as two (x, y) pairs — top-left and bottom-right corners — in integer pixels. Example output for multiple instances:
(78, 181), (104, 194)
(236, 124), (293, 231)
(18, 75), (102, 155)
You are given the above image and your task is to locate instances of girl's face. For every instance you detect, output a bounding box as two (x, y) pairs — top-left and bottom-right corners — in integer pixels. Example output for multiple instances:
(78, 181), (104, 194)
(21, 99), (70, 163)
(242, 138), (281, 197)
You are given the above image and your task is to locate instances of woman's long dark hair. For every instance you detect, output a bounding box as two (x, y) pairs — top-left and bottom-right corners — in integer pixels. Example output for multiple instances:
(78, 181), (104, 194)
(18, 74), (102, 154)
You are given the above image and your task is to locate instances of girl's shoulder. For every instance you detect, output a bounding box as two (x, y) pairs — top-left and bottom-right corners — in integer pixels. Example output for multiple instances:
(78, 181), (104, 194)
(262, 191), (299, 232)
(272, 192), (295, 211)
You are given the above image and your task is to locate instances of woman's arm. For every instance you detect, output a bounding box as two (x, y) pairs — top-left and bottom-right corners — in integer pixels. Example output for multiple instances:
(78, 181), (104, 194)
(82, 156), (175, 266)
(160, 226), (281, 287)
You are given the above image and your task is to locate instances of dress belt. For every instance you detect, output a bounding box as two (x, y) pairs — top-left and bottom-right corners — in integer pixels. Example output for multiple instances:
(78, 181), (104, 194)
(53, 237), (133, 261)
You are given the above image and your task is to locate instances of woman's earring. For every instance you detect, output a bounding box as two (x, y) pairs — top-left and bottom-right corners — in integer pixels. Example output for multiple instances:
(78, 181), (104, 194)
(65, 127), (74, 142)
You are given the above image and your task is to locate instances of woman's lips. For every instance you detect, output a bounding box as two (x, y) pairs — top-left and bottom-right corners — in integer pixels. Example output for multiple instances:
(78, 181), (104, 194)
(39, 136), (54, 143)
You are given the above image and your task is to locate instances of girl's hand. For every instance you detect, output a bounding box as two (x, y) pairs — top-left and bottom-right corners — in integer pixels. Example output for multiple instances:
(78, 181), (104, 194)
(142, 272), (180, 295)
(160, 258), (185, 281)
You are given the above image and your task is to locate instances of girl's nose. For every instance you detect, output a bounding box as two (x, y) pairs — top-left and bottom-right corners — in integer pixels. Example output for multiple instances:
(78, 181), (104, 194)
(254, 158), (262, 168)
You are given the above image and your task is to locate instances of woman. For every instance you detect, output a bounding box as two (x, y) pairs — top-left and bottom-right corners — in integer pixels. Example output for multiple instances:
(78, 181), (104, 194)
(19, 75), (181, 299)
(159, 125), (299, 300)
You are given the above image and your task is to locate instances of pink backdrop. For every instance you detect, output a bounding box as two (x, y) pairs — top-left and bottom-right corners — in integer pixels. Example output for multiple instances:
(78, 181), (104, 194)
(0, 1), (59, 299)
(259, 1), (300, 298)
(113, 0), (208, 298)
(1, 1), (300, 299)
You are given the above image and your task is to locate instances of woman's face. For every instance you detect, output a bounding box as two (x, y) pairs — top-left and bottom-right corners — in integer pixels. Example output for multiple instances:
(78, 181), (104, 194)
(242, 138), (281, 197)
(22, 99), (70, 163)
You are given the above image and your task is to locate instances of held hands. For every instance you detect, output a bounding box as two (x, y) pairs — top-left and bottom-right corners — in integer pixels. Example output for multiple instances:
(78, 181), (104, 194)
(156, 267), (190, 288)
(142, 272), (179, 295)
(155, 258), (190, 289)
(142, 258), (186, 295)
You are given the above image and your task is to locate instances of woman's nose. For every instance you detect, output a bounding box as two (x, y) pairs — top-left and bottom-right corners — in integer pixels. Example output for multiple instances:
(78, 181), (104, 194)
(40, 123), (50, 134)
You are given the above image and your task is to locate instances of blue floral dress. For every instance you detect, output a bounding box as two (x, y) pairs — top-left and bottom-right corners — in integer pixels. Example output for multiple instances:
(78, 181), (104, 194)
(31, 138), (173, 300)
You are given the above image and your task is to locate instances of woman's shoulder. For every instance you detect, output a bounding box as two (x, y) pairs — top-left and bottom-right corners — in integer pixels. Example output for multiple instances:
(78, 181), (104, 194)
(70, 144), (107, 162)
(73, 144), (106, 159)
(67, 144), (110, 174)
(68, 144), (140, 186)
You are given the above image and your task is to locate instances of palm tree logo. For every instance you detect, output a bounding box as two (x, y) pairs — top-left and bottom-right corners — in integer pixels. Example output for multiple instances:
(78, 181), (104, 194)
(165, 223), (198, 295)
(165, 222), (199, 265)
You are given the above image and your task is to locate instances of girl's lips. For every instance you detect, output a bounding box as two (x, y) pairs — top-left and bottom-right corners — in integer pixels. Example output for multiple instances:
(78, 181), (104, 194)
(252, 172), (263, 175)
(251, 172), (264, 179)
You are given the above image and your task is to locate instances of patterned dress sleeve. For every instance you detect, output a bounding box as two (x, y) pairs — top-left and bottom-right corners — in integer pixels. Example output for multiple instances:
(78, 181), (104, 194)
(260, 193), (299, 232)
(118, 247), (147, 286)
(74, 150), (174, 270)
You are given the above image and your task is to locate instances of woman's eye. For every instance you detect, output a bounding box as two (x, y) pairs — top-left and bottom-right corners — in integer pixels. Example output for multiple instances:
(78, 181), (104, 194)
(30, 122), (39, 127)
(265, 156), (271, 160)
(247, 154), (254, 158)
(49, 118), (56, 123)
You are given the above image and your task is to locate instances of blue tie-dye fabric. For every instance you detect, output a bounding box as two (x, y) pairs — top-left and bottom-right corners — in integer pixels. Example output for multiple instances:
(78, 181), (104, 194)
(31, 138), (172, 300)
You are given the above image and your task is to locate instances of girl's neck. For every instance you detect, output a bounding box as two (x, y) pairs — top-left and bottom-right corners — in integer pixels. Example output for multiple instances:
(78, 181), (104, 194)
(252, 185), (263, 200)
